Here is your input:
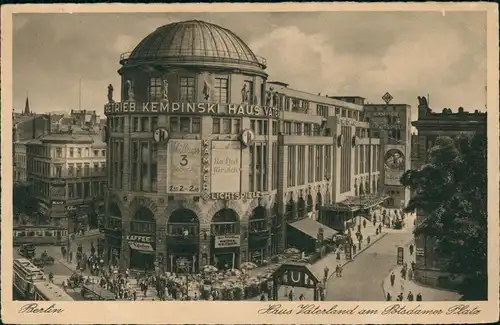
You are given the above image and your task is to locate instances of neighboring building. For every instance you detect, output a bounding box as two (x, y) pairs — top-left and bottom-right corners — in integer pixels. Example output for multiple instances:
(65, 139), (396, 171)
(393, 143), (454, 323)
(411, 96), (486, 287)
(103, 20), (399, 272)
(363, 102), (413, 209)
(70, 109), (99, 127)
(14, 141), (29, 182)
(25, 129), (107, 232)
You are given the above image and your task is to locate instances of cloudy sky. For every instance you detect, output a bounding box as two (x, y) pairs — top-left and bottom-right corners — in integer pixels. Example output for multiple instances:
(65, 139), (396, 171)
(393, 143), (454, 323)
(12, 11), (487, 121)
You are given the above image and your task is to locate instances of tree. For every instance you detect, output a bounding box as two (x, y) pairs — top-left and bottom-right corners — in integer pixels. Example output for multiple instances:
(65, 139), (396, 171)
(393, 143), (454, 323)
(400, 133), (487, 300)
(13, 181), (38, 217)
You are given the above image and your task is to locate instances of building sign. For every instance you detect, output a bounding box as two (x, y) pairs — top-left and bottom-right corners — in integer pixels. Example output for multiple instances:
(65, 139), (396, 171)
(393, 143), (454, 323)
(370, 111), (401, 130)
(336, 118), (357, 127)
(104, 102), (281, 118)
(397, 246), (404, 265)
(382, 92), (394, 104)
(277, 267), (318, 289)
(210, 141), (241, 193)
(126, 235), (153, 243)
(210, 192), (263, 200)
(51, 200), (66, 206)
(167, 139), (202, 193)
(153, 127), (170, 143)
(240, 129), (255, 147)
(384, 145), (406, 186)
(416, 248), (425, 257)
(214, 235), (241, 248)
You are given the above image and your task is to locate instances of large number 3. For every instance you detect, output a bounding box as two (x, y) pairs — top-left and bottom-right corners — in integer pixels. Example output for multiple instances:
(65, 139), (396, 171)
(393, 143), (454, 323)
(180, 155), (188, 166)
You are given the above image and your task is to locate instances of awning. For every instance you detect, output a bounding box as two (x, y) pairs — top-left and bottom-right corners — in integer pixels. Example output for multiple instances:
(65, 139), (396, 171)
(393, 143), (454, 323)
(322, 194), (391, 212)
(288, 218), (338, 240)
(129, 242), (154, 253)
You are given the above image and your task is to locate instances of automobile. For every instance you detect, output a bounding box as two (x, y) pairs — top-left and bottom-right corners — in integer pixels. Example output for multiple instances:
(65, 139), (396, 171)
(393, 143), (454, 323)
(18, 243), (36, 258)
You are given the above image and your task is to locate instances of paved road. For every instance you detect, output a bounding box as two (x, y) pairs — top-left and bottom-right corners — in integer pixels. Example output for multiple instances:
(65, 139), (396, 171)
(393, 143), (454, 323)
(325, 232), (412, 301)
(14, 232), (103, 277)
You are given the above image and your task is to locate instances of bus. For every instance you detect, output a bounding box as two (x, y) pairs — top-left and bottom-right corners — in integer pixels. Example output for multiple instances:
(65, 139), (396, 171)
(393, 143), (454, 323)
(14, 225), (69, 246)
(33, 281), (74, 301)
(13, 258), (46, 300)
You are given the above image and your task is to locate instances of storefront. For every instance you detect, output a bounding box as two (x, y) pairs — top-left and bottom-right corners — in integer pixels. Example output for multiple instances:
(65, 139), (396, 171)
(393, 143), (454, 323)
(166, 208), (200, 274)
(211, 208), (241, 269)
(248, 206), (269, 264)
(212, 234), (241, 269)
(128, 234), (156, 270)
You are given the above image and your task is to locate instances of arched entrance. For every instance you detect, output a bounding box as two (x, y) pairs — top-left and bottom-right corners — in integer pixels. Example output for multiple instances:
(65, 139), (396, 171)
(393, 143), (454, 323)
(315, 192), (322, 222)
(248, 206), (268, 264)
(167, 209), (200, 273)
(297, 197), (306, 219)
(106, 203), (122, 265)
(211, 208), (240, 270)
(306, 194), (313, 218)
(270, 202), (281, 256)
(129, 207), (156, 270)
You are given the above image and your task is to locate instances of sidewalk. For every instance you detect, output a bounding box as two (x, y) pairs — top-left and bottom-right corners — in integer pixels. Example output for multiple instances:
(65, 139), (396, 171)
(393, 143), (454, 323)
(382, 242), (461, 301)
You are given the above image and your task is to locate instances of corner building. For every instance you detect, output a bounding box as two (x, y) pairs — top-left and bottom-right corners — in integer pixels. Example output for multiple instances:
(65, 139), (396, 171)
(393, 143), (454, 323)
(104, 20), (407, 272)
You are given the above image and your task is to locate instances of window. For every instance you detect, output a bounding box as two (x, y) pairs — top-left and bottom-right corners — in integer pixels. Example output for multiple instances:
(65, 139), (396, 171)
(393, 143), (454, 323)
(308, 146), (314, 182)
(151, 116), (158, 131)
(297, 146), (305, 185)
(56, 148), (62, 158)
(77, 149), (82, 157)
(69, 148), (74, 157)
(272, 142), (278, 190)
(287, 145), (296, 187)
(68, 164), (74, 176)
(133, 117), (139, 132)
(148, 78), (162, 101)
(214, 77), (228, 104)
(94, 150), (98, 157)
(55, 165), (62, 178)
(272, 121), (278, 135)
(317, 104), (329, 118)
(180, 77), (195, 101)
(130, 140), (158, 192)
(180, 117), (190, 132)
(243, 80), (254, 104)
(192, 117), (201, 133)
(169, 116), (201, 134)
(140, 117), (149, 132)
(212, 118), (220, 134)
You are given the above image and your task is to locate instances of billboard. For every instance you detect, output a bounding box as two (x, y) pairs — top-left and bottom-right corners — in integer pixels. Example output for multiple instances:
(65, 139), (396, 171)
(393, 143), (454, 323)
(211, 141), (241, 193)
(167, 139), (202, 193)
(384, 144), (406, 185)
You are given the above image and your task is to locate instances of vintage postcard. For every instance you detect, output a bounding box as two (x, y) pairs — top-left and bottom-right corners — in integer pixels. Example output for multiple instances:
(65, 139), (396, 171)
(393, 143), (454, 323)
(1, 2), (498, 324)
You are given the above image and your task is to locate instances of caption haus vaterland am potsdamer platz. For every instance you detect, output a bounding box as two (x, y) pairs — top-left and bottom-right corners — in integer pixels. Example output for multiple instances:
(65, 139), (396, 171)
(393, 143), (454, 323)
(6, 7), (495, 320)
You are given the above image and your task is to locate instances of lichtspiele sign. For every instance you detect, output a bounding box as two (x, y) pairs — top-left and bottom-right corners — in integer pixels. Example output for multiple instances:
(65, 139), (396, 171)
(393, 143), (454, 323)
(167, 139), (202, 193)
(214, 235), (241, 248)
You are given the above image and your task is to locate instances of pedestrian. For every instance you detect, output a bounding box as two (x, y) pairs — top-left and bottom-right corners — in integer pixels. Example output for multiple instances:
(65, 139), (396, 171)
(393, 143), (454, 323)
(416, 293), (423, 301)
(260, 293), (266, 301)
(408, 268), (413, 280)
(299, 293), (305, 301)
(335, 265), (340, 277)
(338, 265), (343, 277)
(397, 292), (403, 301)
(386, 292), (392, 301)
(324, 266), (329, 279)
(288, 290), (293, 301)
(407, 291), (414, 301)
(363, 219), (367, 228)
(390, 272), (395, 287)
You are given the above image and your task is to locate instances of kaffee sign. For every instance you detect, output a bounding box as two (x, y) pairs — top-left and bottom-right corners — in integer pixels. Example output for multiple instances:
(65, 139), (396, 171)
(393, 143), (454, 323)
(126, 235), (154, 243)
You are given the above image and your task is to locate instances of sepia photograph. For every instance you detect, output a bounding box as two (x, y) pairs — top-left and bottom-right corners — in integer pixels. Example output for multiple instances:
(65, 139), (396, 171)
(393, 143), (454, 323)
(1, 2), (498, 324)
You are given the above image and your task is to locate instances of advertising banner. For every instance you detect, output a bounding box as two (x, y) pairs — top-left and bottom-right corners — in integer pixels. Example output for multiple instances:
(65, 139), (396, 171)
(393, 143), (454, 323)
(167, 139), (202, 193)
(384, 144), (406, 185)
(210, 141), (241, 193)
(214, 235), (241, 248)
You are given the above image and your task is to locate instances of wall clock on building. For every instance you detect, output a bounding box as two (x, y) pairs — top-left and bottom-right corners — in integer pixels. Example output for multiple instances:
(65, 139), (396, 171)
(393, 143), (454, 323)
(240, 129), (255, 147)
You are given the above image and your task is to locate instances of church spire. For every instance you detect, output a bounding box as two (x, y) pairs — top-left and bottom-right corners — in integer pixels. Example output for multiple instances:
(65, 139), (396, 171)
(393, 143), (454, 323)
(24, 94), (30, 115)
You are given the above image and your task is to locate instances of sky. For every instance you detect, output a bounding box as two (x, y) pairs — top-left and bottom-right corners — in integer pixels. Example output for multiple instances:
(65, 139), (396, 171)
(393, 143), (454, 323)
(12, 11), (488, 122)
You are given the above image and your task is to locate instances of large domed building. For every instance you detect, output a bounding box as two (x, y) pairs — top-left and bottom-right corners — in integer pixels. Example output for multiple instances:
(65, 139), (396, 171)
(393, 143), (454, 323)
(103, 20), (403, 274)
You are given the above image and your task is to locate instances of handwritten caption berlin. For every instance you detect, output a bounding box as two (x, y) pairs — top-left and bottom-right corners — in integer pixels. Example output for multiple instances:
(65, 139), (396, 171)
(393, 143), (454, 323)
(257, 303), (481, 316)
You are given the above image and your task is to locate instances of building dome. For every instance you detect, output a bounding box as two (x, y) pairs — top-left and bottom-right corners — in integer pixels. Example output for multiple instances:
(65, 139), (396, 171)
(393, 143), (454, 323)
(120, 20), (266, 70)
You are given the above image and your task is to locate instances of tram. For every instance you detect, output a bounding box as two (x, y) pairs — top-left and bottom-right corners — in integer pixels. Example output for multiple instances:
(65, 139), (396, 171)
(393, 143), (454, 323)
(33, 281), (74, 301)
(13, 258), (45, 300)
(14, 225), (69, 246)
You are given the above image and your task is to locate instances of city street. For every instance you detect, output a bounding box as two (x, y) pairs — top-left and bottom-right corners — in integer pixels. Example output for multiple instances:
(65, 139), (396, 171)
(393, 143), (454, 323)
(325, 232), (410, 300)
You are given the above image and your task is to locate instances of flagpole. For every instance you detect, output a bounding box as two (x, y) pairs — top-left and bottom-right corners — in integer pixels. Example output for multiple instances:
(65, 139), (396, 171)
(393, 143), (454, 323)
(79, 79), (82, 110)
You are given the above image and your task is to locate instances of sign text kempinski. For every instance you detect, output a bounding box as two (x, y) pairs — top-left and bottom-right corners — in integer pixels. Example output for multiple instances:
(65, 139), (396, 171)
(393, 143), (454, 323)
(104, 101), (281, 118)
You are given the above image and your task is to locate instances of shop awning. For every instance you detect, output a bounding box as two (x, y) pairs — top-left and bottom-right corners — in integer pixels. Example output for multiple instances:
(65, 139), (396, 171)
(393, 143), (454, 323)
(288, 218), (338, 240)
(129, 242), (154, 253)
(322, 194), (391, 212)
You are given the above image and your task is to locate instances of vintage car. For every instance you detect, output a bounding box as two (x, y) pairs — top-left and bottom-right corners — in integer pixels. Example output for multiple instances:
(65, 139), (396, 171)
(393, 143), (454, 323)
(18, 243), (36, 258)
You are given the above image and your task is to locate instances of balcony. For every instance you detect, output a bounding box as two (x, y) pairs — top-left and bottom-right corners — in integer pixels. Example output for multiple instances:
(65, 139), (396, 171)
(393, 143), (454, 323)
(166, 223), (199, 246)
